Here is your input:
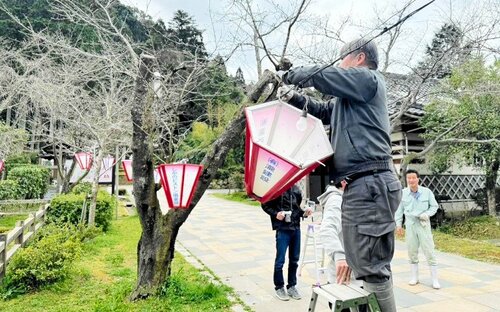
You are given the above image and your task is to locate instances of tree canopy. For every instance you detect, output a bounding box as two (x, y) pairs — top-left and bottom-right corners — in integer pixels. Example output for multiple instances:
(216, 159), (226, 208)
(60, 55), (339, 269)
(421, 59), (500, 214)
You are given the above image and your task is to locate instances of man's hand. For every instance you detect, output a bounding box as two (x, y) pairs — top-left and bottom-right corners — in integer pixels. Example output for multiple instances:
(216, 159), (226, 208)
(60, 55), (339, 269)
(335, 259), (352, 285)
(396, 226), (405, 237)
(277, 85), (296, 102)
(276, 211), (285, 221)
(304, 207), (313, 217)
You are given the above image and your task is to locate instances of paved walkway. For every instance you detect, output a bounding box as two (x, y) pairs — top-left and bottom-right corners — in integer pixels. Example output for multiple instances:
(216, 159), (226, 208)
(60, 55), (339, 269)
(177, 192), (500, 312)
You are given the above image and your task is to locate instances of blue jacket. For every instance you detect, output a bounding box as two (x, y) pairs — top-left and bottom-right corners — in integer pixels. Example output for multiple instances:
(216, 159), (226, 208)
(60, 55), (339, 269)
(283, 66), (393, 184)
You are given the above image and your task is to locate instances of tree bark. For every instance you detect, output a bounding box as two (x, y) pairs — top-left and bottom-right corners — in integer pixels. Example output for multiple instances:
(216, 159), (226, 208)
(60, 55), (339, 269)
(130, 60), (276, 300)
(485, 160), (499, 216)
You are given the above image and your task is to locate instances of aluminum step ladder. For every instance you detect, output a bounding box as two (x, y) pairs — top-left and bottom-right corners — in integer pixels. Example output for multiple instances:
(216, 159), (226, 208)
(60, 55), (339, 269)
(298, 222), (326, 282)
(308, 283), (381, 312)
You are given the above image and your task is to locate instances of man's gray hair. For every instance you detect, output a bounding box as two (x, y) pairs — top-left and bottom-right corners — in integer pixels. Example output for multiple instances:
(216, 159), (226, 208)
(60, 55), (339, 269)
(340, 38), (379, 70)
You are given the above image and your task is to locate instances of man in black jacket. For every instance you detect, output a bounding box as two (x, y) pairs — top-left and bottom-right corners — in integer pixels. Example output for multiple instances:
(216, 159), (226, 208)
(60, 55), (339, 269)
(262, 184), (312, 301)
(277, 38), (402, 312)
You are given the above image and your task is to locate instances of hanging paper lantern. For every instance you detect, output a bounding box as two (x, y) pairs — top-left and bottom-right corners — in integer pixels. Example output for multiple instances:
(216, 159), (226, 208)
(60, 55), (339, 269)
(74, 152), (93, 171)
(0, 159), (4, 173)
(102, 156), (115, 171)
(122, 159), (160, 183)
(157, 163), (203, 209)
(244, 100), (333, 203)
(99, 156), (115, 181)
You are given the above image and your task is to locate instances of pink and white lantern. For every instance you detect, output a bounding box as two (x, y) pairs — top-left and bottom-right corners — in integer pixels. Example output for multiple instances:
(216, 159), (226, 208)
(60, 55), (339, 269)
(122, 159), (160, 183)
(157, 163), (203, 209)
(102, 156), (115, 171)
(0, 159), (4, 173)
(74, 152), (93, 171)
(244, 100), (333, 203)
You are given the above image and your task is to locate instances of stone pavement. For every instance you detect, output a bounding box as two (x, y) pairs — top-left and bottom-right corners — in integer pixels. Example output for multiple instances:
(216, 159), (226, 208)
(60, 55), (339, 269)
(177, 192), (500, 312)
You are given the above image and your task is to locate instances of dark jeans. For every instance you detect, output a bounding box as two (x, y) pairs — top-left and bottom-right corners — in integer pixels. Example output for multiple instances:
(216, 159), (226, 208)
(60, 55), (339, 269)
(342, 171), (402, 283)
(273, 228), (300, 290)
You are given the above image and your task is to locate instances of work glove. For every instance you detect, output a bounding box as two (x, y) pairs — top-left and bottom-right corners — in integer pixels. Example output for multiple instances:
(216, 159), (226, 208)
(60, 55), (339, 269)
(277, 85), (296, 102)
(275, 70), (287, 81)
(419, 213), (430, 221)
(419, 213), (429, 227)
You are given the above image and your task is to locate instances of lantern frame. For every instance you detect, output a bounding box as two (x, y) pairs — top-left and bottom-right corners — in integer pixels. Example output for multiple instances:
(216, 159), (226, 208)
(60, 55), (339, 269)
(122, 159), (133, 182)
(157, 163), (203, 209)
(74, 152), (93, 171)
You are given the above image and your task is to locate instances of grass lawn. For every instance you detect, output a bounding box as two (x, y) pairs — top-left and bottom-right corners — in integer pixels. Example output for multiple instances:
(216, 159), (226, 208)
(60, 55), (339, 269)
(0, 215), (237, 311)
(433, 215), (500, 264)
(212, 192), (260, 207)
(0, 214), (28, 233)
(433, 231), (500, 264)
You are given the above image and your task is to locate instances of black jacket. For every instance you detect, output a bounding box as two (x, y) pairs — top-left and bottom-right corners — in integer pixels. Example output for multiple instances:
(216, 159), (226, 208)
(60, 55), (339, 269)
(261, 185), (304, 231)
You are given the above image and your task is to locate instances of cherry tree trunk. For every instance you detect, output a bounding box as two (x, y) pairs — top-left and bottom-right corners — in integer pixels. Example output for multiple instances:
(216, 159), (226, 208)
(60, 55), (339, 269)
(130, 55), (277, 300)
(485, 160), (499, 217)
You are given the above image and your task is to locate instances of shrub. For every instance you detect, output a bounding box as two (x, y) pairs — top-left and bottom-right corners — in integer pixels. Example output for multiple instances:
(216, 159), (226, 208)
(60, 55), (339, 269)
(2, 224), (82, 293)
(472, 186), (500, 213)
(3, 152), (35, 174)
(7, 165), (50, 199)
(437, 215), (500, 240)
(71, 182), (93, 195)
(48, 191), (115, 231)
(0, 180), (23, 200)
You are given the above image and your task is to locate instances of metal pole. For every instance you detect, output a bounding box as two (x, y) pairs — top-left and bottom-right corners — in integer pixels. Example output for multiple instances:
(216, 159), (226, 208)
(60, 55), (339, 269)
(115, 146), (120, 220)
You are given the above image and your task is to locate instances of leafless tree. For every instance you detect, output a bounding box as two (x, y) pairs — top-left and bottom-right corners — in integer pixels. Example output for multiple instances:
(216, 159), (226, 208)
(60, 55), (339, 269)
(221, 0), (312, 79)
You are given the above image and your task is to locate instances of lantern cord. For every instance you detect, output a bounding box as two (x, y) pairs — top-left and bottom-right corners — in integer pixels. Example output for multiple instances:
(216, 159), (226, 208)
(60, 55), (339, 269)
(279, 0), (435, 95)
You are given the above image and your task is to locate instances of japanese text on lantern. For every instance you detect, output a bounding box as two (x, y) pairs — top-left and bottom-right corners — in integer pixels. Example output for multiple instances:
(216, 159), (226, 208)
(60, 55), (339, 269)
(171, 168), (180, 204)
(260, 158), (278, 183)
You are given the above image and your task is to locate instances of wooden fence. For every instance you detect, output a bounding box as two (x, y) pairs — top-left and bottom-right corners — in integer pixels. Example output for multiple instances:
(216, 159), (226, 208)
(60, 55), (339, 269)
(0, 205), (48, 279)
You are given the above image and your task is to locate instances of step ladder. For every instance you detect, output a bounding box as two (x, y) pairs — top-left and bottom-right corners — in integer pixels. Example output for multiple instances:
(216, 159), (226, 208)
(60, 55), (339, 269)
(308, 283), (381, 312)
(298, 222), (326, 282)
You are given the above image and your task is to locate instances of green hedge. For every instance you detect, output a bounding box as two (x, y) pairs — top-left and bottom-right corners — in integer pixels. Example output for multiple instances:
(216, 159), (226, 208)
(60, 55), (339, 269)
(0, 180), (23, 200)
(3, 152), (36, 173)
(1, 224), (82, 294)
(71, 182), (92, 195)
(7, 165), (50, 199)
(48, 191), (115, 231)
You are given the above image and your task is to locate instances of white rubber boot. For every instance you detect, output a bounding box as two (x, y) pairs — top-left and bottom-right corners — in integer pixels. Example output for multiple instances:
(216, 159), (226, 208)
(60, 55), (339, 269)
(409, 263), (419, 285)
(430, 265), (441, 289)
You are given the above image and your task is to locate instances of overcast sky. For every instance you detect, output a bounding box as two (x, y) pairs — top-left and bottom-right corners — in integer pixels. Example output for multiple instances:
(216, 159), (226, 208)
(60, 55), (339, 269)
(122, 0), (495, 82)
